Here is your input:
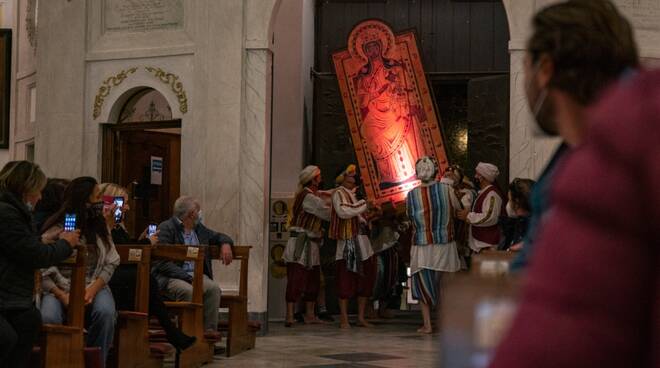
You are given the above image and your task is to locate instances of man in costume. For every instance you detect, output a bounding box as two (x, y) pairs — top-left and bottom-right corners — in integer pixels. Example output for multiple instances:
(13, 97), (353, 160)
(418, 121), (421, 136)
(457, 162), (504, 253)
(406, 156), (462, 334)
(283, 165), (331, 327)
(330, 164), (376, 329)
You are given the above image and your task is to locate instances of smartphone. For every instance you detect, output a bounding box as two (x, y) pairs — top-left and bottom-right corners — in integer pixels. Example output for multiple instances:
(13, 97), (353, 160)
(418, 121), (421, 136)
(147, 223), (157, 237)
(113, 197), (124, 223)
(64, 213), (77, 232)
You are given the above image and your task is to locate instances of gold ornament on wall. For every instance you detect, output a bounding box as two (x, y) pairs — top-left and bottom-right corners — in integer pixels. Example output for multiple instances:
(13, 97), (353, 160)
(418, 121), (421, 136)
(92, 67), (138, 119)
(144, 66), (188, 114)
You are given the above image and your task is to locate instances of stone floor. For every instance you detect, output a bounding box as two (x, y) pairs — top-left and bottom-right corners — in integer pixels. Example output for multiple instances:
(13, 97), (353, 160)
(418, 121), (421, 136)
(203, 312), (441, 367)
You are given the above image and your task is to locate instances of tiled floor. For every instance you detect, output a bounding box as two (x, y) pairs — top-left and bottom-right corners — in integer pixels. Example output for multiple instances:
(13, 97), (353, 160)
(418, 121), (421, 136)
(199, 312), (441, 367)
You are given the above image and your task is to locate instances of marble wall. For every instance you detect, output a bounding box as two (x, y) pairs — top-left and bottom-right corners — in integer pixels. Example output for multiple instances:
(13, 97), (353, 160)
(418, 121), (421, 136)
(502, 0), (660, 179)
(33, 0), (280, 320)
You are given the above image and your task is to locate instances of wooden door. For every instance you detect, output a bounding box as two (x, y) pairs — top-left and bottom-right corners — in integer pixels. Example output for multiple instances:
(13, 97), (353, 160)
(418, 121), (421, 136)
(467, 75), (510, 190)
(115, 130), (181, 238)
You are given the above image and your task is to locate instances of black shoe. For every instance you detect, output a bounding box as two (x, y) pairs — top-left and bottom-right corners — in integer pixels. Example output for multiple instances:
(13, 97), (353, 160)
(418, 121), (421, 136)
(294, 312), (305, 323)
(169, 330), (197, 351)
(318, 312), (334, 322)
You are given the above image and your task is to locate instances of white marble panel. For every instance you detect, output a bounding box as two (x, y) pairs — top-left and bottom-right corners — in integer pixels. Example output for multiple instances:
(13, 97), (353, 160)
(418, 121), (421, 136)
(35, 0), (87, 177)
(238, 49), (270, 312)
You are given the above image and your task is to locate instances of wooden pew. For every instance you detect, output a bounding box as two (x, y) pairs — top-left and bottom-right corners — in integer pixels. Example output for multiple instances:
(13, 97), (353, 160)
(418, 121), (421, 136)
(210, 245), (259, 357)
(112, 244), (172, 368)
(36, 246), (88, 368)
(151, 245), (216, 368)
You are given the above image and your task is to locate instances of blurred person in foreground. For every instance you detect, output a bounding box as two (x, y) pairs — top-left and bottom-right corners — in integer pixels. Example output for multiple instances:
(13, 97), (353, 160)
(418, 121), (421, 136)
(509, 0), (640, 271)
(488, 68), (660, 368)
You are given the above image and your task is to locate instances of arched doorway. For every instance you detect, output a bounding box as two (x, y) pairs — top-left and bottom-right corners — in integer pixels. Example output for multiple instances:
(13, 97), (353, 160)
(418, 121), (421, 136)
(101, 87), (181, 238)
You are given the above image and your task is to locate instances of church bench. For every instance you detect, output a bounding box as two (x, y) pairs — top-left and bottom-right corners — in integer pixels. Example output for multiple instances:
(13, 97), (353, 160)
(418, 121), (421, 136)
(110, 244), (172, 368)
(31, 245), (95, 368)
(210, 245), (259, 357)
(151, 244), (218, 368)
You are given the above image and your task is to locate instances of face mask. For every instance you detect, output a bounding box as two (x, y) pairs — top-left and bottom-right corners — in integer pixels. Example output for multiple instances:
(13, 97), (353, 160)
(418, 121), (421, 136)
(25, 202), (34, 212)
(506, 202), (517, 218)
(195, 211), (203, 226)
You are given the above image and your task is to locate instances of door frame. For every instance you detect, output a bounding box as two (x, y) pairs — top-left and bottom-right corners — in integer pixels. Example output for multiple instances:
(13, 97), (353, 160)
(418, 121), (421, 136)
(101, 119), (182, 184)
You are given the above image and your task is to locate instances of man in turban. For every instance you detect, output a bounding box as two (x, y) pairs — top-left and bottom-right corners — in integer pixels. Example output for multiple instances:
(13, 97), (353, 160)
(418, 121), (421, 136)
(329, 164), (376, 329)
(406, 156), (462, 334)
(283, 165), (331, 327)
(457, 162), (504, 252)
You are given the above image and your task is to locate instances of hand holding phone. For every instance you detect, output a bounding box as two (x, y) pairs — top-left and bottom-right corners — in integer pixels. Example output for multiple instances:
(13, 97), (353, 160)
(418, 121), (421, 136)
(64, 213), (77, 232)
(113, 197), (124, 223)
(147, 223), (157, 237)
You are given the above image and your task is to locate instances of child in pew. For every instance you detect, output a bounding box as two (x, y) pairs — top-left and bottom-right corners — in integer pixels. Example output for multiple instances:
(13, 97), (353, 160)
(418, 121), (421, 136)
(39, 177), (119, 368)
(100, 183), (196, 351)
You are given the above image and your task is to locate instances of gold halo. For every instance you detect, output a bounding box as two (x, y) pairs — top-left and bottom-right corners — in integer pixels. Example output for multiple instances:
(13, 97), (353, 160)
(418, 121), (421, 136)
(348, 20), (396, 63)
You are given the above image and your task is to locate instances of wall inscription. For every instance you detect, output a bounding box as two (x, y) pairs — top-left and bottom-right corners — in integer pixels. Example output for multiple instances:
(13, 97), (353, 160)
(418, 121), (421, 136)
(616, 0), (660, 31)
(104, 0), (183, 33)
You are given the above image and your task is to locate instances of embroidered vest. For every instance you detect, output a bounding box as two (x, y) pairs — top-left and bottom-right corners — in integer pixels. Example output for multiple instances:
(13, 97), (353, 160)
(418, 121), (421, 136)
(471, 185), (503, 245)
(329, 188), (360, 240)
(289, 188), (324, 233)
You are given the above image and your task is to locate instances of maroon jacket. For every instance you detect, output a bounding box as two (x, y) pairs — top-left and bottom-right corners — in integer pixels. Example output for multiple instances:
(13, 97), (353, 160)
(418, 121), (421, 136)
(489, 71), (660, 367)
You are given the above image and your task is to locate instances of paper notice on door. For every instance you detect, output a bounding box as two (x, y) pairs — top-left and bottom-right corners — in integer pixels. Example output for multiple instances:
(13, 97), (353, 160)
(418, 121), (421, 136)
(151, 156), (163, 185)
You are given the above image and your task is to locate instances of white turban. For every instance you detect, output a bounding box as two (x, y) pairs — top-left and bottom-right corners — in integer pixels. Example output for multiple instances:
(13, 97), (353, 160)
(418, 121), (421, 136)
(476, 162), (499, 183)
(415, 156), (438, 183)
(299, 165), (321, 186)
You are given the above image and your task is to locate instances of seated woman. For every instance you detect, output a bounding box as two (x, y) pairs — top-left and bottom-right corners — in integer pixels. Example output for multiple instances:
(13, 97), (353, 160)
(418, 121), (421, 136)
(499, 178), (535, 251)
(0, 161), (79, 367)
(100, 183), (196, 351)
(40, 177), (119, 367)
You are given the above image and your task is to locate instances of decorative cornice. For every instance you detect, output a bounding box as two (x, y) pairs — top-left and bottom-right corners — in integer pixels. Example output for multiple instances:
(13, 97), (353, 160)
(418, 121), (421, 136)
(92, 67), (138, 119)
(144, 66), (188, 114)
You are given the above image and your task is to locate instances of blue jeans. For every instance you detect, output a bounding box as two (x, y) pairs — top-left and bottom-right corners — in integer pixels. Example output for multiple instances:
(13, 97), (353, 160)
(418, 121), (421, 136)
(40, 287), (116, 367)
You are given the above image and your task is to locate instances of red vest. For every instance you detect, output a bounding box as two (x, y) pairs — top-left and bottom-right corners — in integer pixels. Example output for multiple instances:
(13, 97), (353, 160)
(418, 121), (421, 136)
(329, 187), (360, 240)
(471, 185), (503, 245)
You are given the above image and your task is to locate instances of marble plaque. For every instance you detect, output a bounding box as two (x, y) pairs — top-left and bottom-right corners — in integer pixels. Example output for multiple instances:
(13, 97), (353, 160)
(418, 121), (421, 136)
(616, 0), (660, 31)
(104, 0), (183, 33)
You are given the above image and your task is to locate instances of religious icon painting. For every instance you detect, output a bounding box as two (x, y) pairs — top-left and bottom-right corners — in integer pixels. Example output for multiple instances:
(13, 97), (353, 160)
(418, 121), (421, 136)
(332, 19), (448, 206)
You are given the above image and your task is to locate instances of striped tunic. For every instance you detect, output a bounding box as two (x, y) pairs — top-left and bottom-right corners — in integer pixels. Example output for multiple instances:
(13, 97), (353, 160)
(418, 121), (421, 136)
(406, 182), (455, 245)
(290, 188), (324, 234)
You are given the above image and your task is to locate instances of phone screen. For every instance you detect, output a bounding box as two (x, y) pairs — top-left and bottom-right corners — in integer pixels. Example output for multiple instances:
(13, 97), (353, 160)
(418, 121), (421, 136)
(148, 224), (157, 237)
(64, 213), (77, 232)
(113, 197), (124, 223)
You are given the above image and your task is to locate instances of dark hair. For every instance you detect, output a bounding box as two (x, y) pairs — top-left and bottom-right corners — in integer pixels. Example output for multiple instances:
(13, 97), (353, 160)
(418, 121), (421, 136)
(34, 178), (70, 215)
(528, 0), (639, 105)
(0, 161), (47, 199)
(446, 164), (465, 184)
(509, 178), (536, 213)
(42, 176), (110, 248)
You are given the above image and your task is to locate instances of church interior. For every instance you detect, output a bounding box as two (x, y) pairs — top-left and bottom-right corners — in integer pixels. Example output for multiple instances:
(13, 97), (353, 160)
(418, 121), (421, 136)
(0, 0), (657, 367)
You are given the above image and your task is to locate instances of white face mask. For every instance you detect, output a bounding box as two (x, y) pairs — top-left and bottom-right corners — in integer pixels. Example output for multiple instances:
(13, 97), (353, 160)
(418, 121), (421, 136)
(25, 202), (34, 212)
(196, 210), (203, 225)
(506, 202), (517, 218)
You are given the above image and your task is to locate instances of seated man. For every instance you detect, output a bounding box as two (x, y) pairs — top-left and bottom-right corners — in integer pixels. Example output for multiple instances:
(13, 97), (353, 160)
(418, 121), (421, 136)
(153, 195), (234, 331)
